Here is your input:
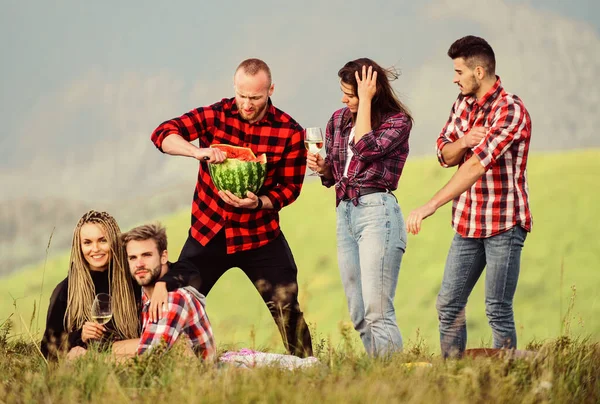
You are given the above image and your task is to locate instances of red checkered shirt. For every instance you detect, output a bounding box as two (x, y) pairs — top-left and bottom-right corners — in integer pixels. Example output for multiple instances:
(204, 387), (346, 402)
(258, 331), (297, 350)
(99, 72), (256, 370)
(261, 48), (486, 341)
(138, 286), (215, 361)
(436, 77), (533, 238)
(151, 98), (306, 253)
(320, 107), (411, 206)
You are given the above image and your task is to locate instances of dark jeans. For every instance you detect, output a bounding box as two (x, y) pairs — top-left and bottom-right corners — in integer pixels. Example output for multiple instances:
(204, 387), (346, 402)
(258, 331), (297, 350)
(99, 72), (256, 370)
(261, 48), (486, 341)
(169, 230), (313, 357)
(436, 226), (528, 358)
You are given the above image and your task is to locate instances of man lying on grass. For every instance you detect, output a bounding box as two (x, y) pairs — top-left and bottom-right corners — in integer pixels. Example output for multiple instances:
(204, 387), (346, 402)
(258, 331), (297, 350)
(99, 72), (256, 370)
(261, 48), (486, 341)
(70, 223), (215, 361)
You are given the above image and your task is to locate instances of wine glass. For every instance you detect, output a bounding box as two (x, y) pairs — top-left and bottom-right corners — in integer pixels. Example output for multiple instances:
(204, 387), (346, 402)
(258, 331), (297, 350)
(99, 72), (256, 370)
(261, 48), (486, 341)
(304, 127), (324, 176)
(91, 293), (112, 325)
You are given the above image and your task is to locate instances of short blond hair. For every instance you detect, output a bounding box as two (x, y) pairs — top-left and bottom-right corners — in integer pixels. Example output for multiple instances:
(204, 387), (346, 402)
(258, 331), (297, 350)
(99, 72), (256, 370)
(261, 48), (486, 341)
(235, 58), (272, 86)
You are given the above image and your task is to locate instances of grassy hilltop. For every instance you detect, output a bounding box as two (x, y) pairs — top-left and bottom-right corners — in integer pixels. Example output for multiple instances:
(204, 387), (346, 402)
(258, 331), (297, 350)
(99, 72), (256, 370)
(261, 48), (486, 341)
(1, 149), (599, 353)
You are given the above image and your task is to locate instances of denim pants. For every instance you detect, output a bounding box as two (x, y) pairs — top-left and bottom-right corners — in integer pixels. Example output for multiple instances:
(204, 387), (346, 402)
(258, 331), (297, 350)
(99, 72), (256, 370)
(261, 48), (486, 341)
(336, 192), (407, 356)
(436, 226), (528, 358)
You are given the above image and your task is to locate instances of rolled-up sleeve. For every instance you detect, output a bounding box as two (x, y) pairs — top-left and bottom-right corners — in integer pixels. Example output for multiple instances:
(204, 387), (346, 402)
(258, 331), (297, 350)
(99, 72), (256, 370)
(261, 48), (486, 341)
(150, 106), (213, 152)
(265, 128), (307, 211)
(436, 100), (461, 168)
(472, 99), (529, 171)
(320, 114), (336, 188)
(350, 113), (411, 162)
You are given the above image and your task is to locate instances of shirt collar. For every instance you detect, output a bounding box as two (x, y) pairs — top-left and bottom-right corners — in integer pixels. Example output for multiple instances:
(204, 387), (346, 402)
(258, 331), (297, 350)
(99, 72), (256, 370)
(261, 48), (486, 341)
(230, 97), (276, 125)
(341, 107), (354, 132)
(465, 76), (503, 108)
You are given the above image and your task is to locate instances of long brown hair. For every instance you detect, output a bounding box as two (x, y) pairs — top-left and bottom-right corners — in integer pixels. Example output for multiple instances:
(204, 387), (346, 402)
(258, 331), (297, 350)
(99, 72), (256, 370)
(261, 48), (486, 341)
(338, 58), (414, 129)
(65, 210), (139, 339)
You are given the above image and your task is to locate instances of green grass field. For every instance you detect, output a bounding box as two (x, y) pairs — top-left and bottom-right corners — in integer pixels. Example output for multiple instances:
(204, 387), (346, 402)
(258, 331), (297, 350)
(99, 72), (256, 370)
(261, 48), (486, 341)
(1, 149), (599, 354)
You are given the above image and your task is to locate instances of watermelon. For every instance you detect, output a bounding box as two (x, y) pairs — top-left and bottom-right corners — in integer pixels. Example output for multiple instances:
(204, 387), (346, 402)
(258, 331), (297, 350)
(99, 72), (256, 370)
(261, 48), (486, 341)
(208, 144), (267, 198)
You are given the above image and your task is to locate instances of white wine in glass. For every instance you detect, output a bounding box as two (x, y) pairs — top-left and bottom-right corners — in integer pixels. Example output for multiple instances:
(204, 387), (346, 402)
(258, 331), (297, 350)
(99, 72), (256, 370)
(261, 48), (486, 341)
(304, 127), (324, 176)
(91, 293), (112, 325)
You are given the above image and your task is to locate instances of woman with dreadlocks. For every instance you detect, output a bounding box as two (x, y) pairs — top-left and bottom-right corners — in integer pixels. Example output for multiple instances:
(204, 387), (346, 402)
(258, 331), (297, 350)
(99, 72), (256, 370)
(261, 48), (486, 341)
(41, 210), (140, 359)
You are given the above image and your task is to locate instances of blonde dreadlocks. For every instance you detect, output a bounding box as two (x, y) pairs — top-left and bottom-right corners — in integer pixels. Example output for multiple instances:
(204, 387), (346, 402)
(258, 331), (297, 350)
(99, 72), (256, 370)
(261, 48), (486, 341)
(65, 210), (139, 339)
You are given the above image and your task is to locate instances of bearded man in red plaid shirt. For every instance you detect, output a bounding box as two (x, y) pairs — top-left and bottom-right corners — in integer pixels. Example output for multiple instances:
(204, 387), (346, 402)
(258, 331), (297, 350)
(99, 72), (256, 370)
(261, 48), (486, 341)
(407, 36), (532, 358)
(148, 58), (312, 357)
(122, 223), (215, 360)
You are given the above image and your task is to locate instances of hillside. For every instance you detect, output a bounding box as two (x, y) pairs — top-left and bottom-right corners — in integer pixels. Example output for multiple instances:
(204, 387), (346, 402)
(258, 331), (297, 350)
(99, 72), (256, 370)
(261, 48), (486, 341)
(0, 182), (194, 276)
(1, 150), (598, 353)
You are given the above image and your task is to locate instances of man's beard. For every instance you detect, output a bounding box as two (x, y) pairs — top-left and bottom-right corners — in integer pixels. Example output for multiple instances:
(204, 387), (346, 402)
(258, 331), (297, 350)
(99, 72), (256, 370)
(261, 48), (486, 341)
(237, 101), (268, 122)
(135, 265), (161, 286)
(463, 74), (480, 97)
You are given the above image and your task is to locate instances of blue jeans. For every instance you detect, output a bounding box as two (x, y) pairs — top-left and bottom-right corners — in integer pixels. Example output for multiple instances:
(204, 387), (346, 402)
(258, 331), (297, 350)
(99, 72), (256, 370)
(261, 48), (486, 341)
(336, 192), (406, 356)
(436, 226), (528, 358)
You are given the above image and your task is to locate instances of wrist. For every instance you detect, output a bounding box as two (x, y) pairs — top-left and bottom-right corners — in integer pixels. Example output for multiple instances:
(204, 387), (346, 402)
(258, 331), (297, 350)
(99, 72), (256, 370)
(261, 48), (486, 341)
(254, 197), (263, 210)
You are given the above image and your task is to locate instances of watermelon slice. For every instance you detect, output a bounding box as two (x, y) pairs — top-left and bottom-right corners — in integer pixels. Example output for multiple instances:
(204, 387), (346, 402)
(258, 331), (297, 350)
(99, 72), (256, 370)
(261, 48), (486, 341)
(208, 144), (267, 198)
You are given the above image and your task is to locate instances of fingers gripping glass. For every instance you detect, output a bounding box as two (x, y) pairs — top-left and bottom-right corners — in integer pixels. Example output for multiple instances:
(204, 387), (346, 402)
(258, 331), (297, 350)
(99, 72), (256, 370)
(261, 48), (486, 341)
(305, 127), (324, 176)
(91, 293), (112, 325)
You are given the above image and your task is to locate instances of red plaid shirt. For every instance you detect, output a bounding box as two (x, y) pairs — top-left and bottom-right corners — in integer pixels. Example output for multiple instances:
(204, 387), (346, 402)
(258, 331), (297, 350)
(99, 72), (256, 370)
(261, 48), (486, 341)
(138, 287), (215, 361)
(321, 107), (411, 206)
(151, 98), (306, 253)
(436, 77), (533, 238)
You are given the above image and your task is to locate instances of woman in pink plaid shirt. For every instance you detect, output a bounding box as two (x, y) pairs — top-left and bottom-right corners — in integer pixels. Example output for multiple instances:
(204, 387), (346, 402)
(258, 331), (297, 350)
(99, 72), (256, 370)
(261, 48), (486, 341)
(308, 58), (413, 357)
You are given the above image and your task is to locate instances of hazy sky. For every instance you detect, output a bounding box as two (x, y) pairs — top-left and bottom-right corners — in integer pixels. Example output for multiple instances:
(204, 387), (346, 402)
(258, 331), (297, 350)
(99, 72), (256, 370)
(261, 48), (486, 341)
(0, 0), (598, 202)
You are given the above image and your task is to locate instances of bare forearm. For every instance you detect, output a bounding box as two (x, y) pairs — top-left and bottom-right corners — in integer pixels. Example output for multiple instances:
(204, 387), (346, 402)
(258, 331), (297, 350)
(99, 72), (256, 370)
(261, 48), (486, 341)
(162, 134), (201, 158)
(111, 339), (140, 362)
(429, 156), (486, 209)
(440, 137), (468, 167)
(354, 102), (372, 142)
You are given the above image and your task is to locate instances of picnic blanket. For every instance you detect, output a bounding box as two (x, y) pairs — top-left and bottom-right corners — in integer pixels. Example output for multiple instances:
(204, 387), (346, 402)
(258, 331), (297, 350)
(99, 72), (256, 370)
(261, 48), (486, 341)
(219, 349), (320, 370)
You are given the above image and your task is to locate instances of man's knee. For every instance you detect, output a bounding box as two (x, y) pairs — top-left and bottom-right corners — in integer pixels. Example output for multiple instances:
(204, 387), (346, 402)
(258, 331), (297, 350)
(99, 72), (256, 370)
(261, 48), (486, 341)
(485, 299), (514, 322)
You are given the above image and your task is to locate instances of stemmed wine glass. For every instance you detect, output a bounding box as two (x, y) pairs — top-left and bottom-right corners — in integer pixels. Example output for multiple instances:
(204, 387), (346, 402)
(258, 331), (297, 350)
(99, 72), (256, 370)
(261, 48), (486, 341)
(91, 293), (112, 325)
(304, 127), (324, 176)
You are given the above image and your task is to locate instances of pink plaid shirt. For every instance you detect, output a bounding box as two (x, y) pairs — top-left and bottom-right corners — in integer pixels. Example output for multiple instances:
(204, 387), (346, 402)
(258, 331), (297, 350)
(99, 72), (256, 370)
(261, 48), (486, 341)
(321, 107), (411, 206)
(436, 77), (533, 238)
(138, 286), (215, 361)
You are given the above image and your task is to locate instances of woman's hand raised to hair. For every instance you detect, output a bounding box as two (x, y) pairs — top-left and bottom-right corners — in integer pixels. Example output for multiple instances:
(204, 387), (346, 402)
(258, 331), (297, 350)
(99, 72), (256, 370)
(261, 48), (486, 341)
(355, 65), (377, 102)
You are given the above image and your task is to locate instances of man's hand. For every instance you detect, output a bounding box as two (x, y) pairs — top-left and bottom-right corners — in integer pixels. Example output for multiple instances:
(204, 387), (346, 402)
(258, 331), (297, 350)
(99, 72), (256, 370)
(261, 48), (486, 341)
(406, 201), (438, 235)
(219, 190), (261, 209)
(461, 127), (487, 149)
(194, 147), (227, 163)
(307, 152), (326, 175)
(81, 321), (105, 343)
(149, 282), (169, 323)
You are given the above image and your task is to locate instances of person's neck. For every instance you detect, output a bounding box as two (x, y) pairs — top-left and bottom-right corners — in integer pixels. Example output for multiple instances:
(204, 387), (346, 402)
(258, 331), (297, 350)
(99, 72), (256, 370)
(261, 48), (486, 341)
(248, 111), (267, 125)
(143, 284), (155, 300)
(144, 263), (169, 300)
(475, 77), (497, 101)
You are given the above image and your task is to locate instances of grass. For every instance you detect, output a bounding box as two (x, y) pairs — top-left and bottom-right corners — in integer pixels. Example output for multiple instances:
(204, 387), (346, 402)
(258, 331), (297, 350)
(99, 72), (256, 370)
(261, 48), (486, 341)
(1, 321), (599, 403)
(1, 149), (599, 354)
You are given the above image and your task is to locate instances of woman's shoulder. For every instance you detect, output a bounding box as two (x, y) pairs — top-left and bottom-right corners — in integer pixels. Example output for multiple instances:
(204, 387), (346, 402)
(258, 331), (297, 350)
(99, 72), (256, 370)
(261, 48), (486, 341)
(328, 107), (353, 129)
(49, 276), (69, 302)
(381, 110), (412, 129)
(330, 107), (351, 120)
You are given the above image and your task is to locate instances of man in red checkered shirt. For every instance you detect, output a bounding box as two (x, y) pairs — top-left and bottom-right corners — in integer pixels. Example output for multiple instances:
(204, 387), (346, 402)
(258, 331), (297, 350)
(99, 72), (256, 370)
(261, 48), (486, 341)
(149, 58), (312, 357)
(123, 223), (215, 360)
(406, 36), (532, 358)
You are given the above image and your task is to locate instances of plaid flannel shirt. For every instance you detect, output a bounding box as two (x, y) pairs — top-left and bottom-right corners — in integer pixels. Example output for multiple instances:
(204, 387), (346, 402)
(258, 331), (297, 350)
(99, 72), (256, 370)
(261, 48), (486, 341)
(151, 98), (306, 253)
(436, 77), (533, 238)
(138, 286), (215, 361)
(320, 107), (411, 206)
